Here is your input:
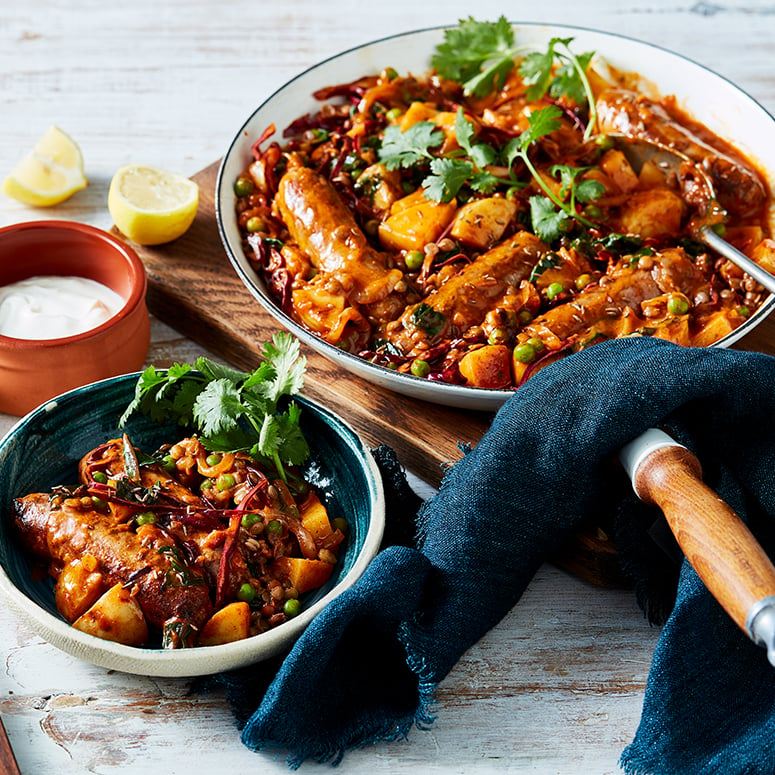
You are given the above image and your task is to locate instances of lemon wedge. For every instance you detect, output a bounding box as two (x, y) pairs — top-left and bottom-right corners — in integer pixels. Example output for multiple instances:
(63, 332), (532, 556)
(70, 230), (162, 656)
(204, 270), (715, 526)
(108, 164), (199, 245)
(2, 125), (88, 206)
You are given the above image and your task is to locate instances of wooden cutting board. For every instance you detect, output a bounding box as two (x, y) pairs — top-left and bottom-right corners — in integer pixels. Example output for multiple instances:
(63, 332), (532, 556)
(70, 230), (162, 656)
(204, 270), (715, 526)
(130, 161), (775, 587)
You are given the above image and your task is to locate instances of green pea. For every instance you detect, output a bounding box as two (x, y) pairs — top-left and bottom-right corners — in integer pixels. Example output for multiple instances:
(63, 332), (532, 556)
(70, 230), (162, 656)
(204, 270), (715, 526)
(488, 328), (509, 345)
(233, 176), (254, 197)
(584, 204), (602, 219)
(135, 511), (157, 526)
(405, 250), (424, 271)
(526, 337), (545, 354)
(518, 309), (533, 324)
(595, 134), (615, 151)
(545, 282), (564, 301)
(91, 496), (108, 512)
(283, 599), (301, 618)
(237, 582), (256, 603)
(575, 273), (592, 290)
(385, 107), (402, 121)
(267, 519), (283, 537)
(513, 343), (537, 364)
(92, 470), (108, 484)
(205, 453), (221, 467)
(712, 222), (727, 237)
(410, 359), (430, 378)
(737, 305), (751, 317)
(245, 216), (266, 233)
(217, 473), (236, 492)
(200, 478), (214, 491)
(241, 512), (261, 529)
(667, 295), (690, 315)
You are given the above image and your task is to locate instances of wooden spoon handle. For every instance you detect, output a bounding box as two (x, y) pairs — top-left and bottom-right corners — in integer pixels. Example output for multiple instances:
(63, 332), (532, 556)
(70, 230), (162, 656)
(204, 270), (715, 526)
(628, 437), (775, 635)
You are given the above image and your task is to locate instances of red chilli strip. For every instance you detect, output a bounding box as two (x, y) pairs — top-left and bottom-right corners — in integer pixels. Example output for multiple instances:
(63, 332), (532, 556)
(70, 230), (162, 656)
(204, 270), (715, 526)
(251, 124), (277, 160)
(215, 513), (243, 610)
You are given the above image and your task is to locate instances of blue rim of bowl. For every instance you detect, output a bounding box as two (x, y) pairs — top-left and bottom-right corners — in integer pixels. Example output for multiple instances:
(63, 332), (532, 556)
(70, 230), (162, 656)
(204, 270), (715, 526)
(215, 22), (775, 410)
(0, 373), (385, 676)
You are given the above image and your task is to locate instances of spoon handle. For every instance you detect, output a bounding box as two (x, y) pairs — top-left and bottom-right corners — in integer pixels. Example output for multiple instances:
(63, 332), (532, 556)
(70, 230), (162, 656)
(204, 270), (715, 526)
(701, 227), (775, 296)
(620, 428), (775, 664)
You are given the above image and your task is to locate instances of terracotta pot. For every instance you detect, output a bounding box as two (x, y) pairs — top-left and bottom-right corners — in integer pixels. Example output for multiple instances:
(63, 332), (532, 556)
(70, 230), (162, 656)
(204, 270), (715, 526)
(0, 220), (150, 415)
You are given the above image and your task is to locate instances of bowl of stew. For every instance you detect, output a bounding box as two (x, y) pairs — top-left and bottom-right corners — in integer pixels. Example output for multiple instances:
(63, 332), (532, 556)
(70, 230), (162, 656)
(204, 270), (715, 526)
(216, 21), (775, 411)
(0, 371), (385, 676)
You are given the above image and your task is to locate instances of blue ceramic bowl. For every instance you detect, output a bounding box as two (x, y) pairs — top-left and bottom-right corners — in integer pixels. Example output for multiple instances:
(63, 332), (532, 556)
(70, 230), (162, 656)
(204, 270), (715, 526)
(0, 373), (385, 676)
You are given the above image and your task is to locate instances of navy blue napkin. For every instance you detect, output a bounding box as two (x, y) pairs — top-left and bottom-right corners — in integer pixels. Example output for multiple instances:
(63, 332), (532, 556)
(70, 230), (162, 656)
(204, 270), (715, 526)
(211, 336), (775, 773)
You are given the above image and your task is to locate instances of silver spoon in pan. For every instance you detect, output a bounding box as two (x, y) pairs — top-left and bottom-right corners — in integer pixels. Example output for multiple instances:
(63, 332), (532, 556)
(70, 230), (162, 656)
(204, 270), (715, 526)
(612, 134), (775, 296)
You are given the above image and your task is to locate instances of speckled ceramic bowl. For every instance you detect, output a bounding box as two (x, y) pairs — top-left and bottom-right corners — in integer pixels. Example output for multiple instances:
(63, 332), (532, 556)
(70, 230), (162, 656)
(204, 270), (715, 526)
(0, 220), (150, 416)
(216, 24), (775, 411)
(0, 373), (385, 676)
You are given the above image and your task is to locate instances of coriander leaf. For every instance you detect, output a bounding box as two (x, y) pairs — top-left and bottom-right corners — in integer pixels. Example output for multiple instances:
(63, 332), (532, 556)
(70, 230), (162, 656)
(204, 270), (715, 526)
(192, 357), (247, 385)
(468, 170), (502, 194)
(257, 332), (306, 403)
(519, 45), (557, 102)
(550, 50), (594, 105)
(454, 108), (497, 168)
(518, 105), (564, 150)
(120, 334), (310, 482)
(423, 157), (473, 203)
(378, 121), (444, 170)
(575, 178), (605, 203)
(530, 195), (570, 243)
(431, 16), (518, 96)
(192, 379), (244, 437)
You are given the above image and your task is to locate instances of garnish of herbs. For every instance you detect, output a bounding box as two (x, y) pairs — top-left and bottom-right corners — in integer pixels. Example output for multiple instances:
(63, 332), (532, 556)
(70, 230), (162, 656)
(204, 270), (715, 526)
(120, 332), (309, 483)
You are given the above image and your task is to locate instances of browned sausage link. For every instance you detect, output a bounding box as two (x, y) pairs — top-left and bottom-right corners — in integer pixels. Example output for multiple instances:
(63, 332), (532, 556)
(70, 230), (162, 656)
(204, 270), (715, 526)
(13, 493), (213, 634)
(524, 250), (709, 342)
(596, 88), (767, 218)
(275, 164), (404, 305)
(388, 231), (547, 353)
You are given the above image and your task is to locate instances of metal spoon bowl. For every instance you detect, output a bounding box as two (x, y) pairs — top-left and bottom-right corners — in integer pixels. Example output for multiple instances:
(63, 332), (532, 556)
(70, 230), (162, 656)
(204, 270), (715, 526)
(612, 134), (775, 295)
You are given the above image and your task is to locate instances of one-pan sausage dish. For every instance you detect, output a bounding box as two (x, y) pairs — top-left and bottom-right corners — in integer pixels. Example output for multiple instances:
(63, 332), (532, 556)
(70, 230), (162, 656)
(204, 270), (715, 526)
(233, 19), (775, 389)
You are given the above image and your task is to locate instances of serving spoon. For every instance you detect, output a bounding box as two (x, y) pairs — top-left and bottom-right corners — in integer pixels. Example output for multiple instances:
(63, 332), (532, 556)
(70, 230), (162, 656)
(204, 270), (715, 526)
(620, 428), (775, 666)
(612, 135), (775, 296)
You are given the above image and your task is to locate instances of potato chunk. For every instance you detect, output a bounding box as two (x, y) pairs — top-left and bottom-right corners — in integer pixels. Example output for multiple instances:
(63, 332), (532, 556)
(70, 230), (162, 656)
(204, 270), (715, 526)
(199, 601), (251, 646)
(72, 583), (149, 646)
(450, 197), (518, 249)
(54, 555), (105, 622)
(617, 189), (685, 238)
(458, 344), (512, 388)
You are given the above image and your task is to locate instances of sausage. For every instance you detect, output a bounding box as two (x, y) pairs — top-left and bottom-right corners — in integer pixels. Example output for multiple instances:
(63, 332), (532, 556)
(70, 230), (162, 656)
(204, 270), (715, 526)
(275, 163), (404, 305)
(596, 88), (767, 218)
(387, 231), (546, 355)
(13, 493), (213, 635)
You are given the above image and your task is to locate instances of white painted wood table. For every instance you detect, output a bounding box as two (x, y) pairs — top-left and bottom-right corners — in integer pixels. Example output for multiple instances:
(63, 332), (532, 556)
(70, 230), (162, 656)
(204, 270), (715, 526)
(1, 2), (773, 773)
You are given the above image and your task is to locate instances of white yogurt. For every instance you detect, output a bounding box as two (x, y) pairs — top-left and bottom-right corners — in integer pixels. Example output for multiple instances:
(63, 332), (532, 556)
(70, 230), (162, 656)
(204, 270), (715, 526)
(0, 275), (125, 340)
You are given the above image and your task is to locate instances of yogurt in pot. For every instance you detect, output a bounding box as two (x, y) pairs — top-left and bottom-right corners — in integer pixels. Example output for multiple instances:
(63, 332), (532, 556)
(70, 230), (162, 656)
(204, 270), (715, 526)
(0, 275), (125, 340)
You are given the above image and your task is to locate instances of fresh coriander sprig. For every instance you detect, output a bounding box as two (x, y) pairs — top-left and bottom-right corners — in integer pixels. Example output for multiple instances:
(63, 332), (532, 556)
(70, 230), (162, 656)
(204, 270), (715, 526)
(502, 106), (602, 241)
(519, 37), (597, 139)
(431, 16), (530, 97)
(432, 18), (597, 138)
(119, 332), (309, 483)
